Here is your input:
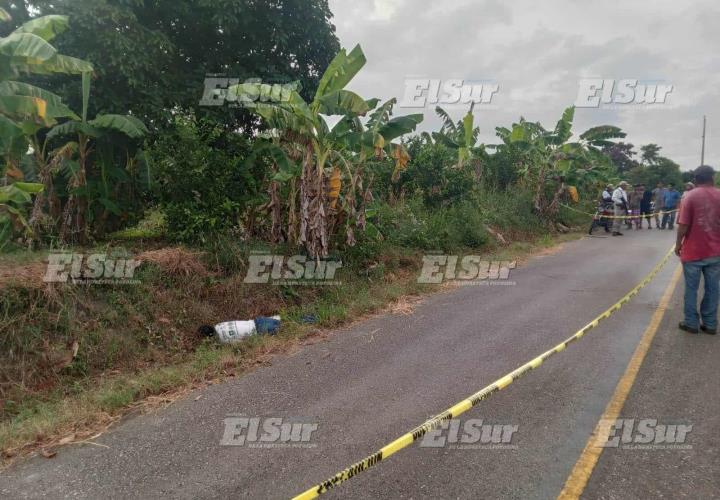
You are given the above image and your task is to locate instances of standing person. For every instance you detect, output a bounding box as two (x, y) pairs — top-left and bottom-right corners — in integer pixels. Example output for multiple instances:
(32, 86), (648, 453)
(639, 184), (653, 229)
(652, 182), (666, 228)
(601, 184), (613, 206)
(611, 181), (629, 236)
(661, 184), (681, 229)
(625, 184), (640, 229)
(676, 166), (720, 334)
(590, 184), (615, 235)
(634, 185), (643, 228)
(625, 185), (640, 229)
(678, 182), (695, 219)
(682, 182), (695, 202)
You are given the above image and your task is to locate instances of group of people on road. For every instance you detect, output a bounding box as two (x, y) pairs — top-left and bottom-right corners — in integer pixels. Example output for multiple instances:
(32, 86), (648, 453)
(601, 166), (720, 337)
(602, 181), (687, 236)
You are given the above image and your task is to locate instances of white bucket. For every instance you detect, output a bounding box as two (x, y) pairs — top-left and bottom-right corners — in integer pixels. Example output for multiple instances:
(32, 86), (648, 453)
(214, 320), (257, 344)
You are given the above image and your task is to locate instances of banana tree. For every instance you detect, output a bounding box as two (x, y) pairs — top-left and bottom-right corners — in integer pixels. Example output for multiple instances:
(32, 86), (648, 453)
(431, 104), (482, 173)
(547, 113), (625, 212)
(0, 13), (92, 246)
(244, 95), (422, 248)
(242, 135), (301, 243)
(0, 15), (91, 173)
(0, 181), (43, 250)
(492, 106), (625, 217)
(327, 97), (422, 243)
(45, 73), (148, 243)
(235, 44), (421, 257)
(340, 97), (423, 177)
(9, 80), (82, 239)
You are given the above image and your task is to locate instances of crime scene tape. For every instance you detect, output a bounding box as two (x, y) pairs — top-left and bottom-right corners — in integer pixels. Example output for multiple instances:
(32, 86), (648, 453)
(292, 245), (676, 500)
(560, 203), (678, 220)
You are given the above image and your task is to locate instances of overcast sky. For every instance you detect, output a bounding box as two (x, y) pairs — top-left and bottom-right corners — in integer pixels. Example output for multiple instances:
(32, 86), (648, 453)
(328, 0), (718, 170)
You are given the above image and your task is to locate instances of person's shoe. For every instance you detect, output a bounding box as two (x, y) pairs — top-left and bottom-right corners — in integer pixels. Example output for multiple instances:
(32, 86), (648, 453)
(679, 322), (699, 334)
(700, 325), (717, 335)
(612, 232), (623, 236)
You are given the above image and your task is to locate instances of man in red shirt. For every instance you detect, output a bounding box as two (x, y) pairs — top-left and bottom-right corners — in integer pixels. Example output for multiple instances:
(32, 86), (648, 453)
(676, 165), (720, 334)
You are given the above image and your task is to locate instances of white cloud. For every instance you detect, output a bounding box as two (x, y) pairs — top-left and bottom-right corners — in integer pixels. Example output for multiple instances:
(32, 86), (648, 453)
(369, 0), (402, 20)
(329, 0), (719, 169)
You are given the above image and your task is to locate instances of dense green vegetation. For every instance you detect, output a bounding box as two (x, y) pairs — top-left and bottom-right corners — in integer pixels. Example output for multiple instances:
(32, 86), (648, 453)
(1, 2), (686, 252)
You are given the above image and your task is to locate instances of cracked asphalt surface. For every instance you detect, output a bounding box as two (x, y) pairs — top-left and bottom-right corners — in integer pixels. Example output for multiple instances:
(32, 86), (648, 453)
(2, 228), (717, 499)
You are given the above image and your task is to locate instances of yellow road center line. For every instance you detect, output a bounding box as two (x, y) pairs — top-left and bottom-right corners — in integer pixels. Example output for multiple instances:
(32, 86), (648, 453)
(557, 264), (682, 500)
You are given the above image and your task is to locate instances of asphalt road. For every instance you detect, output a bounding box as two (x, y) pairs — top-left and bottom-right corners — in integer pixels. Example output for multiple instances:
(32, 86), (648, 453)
(2, 227), (717, 499)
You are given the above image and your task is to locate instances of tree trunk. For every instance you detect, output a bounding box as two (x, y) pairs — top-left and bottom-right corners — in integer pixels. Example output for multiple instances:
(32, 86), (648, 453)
(59, 136), (90, 244)
(268, 178), (284, 243)
(299, 143), (328, 258)
(547, 181), (566, 218)
(287, 178), (299, 244)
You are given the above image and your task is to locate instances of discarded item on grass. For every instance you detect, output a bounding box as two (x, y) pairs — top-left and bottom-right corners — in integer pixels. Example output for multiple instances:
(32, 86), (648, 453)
(300, 313), (318, 324)
(198, 315), (281, 343)
(255, 316), (281, 335)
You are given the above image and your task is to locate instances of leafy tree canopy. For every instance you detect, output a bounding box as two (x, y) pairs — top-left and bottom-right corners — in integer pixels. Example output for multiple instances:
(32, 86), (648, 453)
(2, 0), (340, 128)
(640, 143), (662, 165)
(627, 155), (683, 187)
(602, 142), (639, 173)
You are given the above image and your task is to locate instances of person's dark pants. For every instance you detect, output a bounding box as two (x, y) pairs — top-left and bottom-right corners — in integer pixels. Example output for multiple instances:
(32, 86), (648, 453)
(639, 209), (652, 228)
(683, 256), (720, 330)
(661, 210), (676, 229)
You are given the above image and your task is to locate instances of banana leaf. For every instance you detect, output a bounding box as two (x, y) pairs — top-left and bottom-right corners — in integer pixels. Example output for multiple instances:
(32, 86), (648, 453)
(12, 15), (69, 42)
(89, 114), (148, 138)
(314, 44), (366, 101)
(316, 89), (370, 116)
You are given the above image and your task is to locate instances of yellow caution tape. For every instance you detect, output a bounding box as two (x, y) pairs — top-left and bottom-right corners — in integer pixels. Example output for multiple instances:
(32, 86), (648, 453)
(291, 245), (676, 500)
(560, 203), (678, 220)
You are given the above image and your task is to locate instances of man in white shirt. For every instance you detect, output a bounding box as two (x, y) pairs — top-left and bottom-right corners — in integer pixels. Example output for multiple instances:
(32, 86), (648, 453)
(611, 181), (629, 236)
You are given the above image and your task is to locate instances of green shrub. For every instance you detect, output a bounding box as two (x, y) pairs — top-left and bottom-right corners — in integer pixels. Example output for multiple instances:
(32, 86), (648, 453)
(109, 208), (167, 240)
(369, 197), (488, 252)
(477, 189), (544, 234)
(148, 114), (259, 243)
(398, 138), (477, 207)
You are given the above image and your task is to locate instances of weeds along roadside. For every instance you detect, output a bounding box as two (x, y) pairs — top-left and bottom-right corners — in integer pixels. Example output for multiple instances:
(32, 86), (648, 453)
(0, 193), (588, 460)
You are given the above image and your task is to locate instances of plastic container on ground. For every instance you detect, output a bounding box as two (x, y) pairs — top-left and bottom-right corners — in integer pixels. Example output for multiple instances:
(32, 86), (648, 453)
(214, 320), (257, 343)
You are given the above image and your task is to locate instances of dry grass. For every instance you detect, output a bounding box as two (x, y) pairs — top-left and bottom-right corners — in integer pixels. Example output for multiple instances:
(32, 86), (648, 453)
(137, 248), (210, 277)
(387, 295), (424, 315)
(0, 260), (47, 290)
